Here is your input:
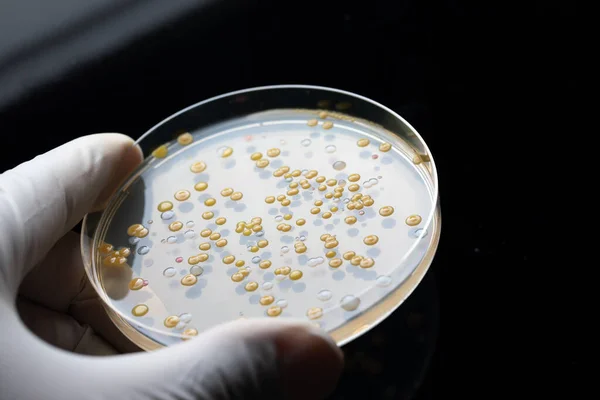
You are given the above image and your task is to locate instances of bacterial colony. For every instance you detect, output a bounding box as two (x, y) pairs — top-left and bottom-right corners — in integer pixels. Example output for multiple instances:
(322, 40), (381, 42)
(96, 109), (434, 345)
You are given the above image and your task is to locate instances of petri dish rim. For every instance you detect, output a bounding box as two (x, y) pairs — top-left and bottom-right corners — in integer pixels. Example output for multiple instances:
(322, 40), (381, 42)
(81, 84), (440, 346)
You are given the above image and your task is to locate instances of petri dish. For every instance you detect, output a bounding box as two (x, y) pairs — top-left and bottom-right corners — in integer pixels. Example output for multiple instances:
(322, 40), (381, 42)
(81, 85), (441, 350)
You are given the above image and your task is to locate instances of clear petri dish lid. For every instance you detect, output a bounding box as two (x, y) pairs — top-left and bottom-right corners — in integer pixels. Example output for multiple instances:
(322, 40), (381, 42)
(81, 85), (441, 349)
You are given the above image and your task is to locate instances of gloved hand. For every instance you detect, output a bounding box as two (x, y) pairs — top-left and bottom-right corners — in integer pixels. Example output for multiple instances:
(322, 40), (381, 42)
(0, 133), (343, 400)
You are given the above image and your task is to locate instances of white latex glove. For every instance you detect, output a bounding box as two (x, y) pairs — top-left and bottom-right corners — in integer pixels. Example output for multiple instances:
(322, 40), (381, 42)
(0, 134), (343, 400)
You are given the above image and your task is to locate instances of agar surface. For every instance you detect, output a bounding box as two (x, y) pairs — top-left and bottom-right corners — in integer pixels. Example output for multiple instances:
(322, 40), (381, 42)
(100, 110), (432, 343)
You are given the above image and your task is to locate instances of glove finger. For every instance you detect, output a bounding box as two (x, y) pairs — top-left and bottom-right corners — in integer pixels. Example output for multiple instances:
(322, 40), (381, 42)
(18, 231), (91, 313)
(16, 296), (119, 356)
(113, 318), (345, 400)
(0, 133), (142, 297)
(18, 231), (141, 353)
(69, 285), (142, 354)
(4, 303), (344, 400)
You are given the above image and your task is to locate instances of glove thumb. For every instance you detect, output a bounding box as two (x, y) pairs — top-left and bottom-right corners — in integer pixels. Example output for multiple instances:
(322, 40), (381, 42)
(130, 318), (344, 400)
(2, 310), (343, 400)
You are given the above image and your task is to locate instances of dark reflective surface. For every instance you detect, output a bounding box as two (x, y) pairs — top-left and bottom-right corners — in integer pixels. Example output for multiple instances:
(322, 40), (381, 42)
(331, 271), (438, 400)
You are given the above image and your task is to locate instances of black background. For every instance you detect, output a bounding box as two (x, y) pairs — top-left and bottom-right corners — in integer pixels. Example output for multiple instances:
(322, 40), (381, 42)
(0, 0), (580, 398)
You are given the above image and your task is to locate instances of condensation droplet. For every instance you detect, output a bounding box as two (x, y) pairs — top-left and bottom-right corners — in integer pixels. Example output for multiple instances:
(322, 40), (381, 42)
(190, 265), (204, 276)
(300, 236), (306, 241)
(281, 246), (289, 254)
(307, 257), (325, 267)
(179, 313), (192, 323)
(275, 215), (283, 222)
(340, 295), (361, 311)
(325, 145), (337, 153)
(128, 236), (140, 245)
(301, 139), (312, 147)
(263, 281), (274, 290)
(167, 236), (177, 244)
(333, 161), (347, 171)
(163, 267), (176, 277)
(359, 210), (365, 215)
(317, 290), (333, 301)
(184, 230), (196, 239)
(186, 221), (195, 228)
(161, 211), (175, 220)
(137, 246), (150, 255)
(251, 256), (261, 264)
(410, 228), (428, 239)
(376, 275), (392, 287)
(276, 299), (288, 308)
(363, 178), (379, 189)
